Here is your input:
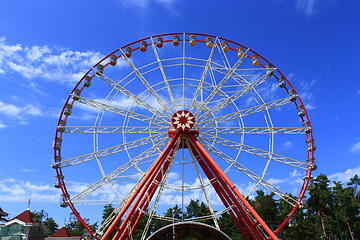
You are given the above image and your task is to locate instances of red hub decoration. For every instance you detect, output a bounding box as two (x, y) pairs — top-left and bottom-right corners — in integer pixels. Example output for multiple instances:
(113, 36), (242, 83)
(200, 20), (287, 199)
(171, 110), (195, 131)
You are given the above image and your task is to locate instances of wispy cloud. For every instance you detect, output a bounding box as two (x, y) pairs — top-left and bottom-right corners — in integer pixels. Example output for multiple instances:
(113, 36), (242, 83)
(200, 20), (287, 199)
(290, 169), (302, 178)
(0, 121), (6, 129)
(350, 141), (360, 152)
(21, 169), (37, 173)
(281, 141), (293, 150)
(0, 36), (106, 83)
(0, 178), (59, 202)
(296, 0), (316, 17)
(0, 101), (43, 119)
(122, 0), (180, 16)
(329, 166), (360, 183)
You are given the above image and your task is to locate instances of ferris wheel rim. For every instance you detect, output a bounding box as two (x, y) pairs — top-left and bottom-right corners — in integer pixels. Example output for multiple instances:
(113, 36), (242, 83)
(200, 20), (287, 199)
(53, 32), (315, 238)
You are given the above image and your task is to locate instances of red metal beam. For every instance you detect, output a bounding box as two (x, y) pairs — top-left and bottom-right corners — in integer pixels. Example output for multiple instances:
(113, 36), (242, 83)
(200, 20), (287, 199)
(122, 149), (177, 239)
(188, 137), (262, 238)
(188, 132), (278, 240)
(188, 144), (251, 240)
(101, 132), (180, 240)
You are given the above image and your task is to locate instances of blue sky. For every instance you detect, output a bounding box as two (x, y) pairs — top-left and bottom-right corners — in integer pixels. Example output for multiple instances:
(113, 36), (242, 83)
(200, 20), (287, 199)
(1, 0), (360, 229)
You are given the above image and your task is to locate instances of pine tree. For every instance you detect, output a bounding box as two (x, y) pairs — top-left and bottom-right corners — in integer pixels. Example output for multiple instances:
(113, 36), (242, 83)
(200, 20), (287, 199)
(251, 190), (279, 231)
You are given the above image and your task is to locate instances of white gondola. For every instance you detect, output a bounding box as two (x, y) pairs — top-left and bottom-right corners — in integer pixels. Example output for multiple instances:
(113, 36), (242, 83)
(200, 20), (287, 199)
(304, 176), (315, 190)
(60, 194), (69, 208)
(266, 64), (274, 76)
(252, 55), (260, 66)
(64, 104), (72, 116)
(206, 37), (213, 48)
(237, 47), (245, 58)
(109, 55), (117, 66)
(53, 138), (62, 150)
(189, 35), (196, 46)
(277, 76), (286, 88)
(125, 47), (132, 58)
(302, 121), (311, 134)
(52, 156), (61, 169)
(172, 36), (180, 46)
(156, 37), (163, 48)
(287, 89), (297, 102)
(307, 157), (317, 170)
(221, 41), (229, 52)
(54, 175), (64, 188)
(306, 138), (316, 151)
(58, 120), (66, 133)
(96, 64), (104, 76)
(72, 89), (81, 101)
(69, 212), (78, 227)
(140, 41), (147, 52)
(288, 215), (297, 227)
(83, 76), (92, 87)
(296, 105), (305, 117)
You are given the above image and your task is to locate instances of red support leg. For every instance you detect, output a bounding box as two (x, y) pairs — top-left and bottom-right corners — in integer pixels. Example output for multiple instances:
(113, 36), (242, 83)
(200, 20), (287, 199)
(189, 144), (252, 240)
(188, 132), (278, 240)
(121, 149), (177, 239)
(114, 147), (178, 240)
(101, 132), (180, 240)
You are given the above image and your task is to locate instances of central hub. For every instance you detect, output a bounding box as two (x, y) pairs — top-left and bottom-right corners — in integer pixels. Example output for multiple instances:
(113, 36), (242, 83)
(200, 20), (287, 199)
(171, 110), (195, 131)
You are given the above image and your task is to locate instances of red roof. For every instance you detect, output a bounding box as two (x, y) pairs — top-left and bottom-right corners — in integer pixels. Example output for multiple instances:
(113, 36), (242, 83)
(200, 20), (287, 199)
(50, 226), (72, 237)
(11, 209), (35, 223)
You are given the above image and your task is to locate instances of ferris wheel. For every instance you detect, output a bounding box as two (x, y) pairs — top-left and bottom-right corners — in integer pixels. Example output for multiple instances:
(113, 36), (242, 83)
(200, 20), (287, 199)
(53, 33), (316, 240)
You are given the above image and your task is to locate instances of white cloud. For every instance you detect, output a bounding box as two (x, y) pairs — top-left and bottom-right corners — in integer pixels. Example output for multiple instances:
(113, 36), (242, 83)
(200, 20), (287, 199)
(0, 178), (60, 203)
(296, 0), (316, 17)
(122, 0), (180, 16)
(0, 121), (7, 129)
(290, 169), (302, 178)
(329, 166), (360, 183)
(267, 178), (286, 185)
(0, 101), (43, 119)
(0, 36), (106, 83)
(0, 101), (21, 117)
(21, 169), (36, 173)
(281, 141), (293, 149)
(350, 141), (360, 152)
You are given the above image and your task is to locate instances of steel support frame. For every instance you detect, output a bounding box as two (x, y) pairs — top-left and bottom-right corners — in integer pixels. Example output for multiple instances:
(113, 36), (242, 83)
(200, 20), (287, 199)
(188, 133), (278, 240)
(101, 130), (278, 240)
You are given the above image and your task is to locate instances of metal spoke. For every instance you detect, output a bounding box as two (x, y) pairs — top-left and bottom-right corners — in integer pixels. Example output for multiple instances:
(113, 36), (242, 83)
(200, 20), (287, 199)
(198, 96), (293, 127)
(199, 140), (298, 207)
(71, 139), (168, 204)
(74, 95), (169, 127)
(57, 132), (167, 168)
(150, 37), (177, 113)
(193, 54), (247, 118)
(196, 73), (274, 122)
(189, 37), (218, 112)
(120, 47), (173, 117)
(200, 133), (308, 170)
(59, 126), (166, 134)
(95, 70), (170, 122)
(200, 126), (308, 134)
(187, 138), (219, 229)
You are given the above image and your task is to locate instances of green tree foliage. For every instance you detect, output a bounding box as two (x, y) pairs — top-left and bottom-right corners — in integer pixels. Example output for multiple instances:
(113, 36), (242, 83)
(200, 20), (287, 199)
(32, 209), (48, 222)
(307, 174), (335, 238)
(185, 199), (213, 226)
(43, 217), (59, 237)
(218, 212), (244, 240)
(152, 204), (183, 231)
(100, 204), (116, 239)
(98, 174), (360, 240)
(31, 209), (59, 237)
(66, 217), (98, 237)
(251, 190), (279, 230)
